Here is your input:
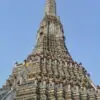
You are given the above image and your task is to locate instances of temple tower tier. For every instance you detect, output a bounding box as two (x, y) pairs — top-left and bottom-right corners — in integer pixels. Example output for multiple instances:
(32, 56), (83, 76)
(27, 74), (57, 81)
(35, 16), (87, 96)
(0, 0), (99, 100)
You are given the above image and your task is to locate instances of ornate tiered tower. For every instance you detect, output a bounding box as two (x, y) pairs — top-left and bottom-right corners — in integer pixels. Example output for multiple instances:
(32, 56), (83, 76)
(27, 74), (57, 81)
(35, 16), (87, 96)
(0, 0), (100, 100)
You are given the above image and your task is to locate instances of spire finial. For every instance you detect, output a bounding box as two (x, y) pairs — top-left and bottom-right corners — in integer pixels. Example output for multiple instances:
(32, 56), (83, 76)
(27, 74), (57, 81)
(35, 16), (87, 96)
(45, 0), (57, 16)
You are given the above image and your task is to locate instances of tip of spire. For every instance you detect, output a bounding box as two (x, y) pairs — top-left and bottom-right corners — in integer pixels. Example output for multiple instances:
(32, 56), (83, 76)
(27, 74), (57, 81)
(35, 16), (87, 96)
(45, 0), (57, 16)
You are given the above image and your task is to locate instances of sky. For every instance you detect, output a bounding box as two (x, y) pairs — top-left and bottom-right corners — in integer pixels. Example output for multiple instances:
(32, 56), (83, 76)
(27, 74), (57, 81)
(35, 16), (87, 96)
(0, 0), (100, 87)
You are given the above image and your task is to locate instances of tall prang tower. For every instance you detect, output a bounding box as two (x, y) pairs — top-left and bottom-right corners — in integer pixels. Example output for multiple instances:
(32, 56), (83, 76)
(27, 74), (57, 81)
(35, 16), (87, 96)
(0, 0), (100, 100)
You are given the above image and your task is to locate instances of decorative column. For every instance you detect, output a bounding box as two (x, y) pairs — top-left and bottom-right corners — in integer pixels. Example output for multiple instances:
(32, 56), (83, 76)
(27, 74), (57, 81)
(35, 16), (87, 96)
(88, 89), (96, 100)
(65, 85), (72, 100)
(72, 86), (80, 100)
(39, 81), (47, 100)
(56, 83), (64, 100)
(97, 89), (100, 100)
(48, 81), (56, 100)
(80, 88), (88, 100)
(43, 58), (47, 75)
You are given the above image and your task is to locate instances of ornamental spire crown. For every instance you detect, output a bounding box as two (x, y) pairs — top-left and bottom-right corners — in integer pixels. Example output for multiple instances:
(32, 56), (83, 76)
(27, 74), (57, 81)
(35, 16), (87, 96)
(45, 0), (57, 16)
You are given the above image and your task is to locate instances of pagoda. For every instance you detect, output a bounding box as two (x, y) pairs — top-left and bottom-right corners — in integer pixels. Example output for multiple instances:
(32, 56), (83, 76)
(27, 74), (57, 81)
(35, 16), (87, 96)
(0, 0), (100, 100)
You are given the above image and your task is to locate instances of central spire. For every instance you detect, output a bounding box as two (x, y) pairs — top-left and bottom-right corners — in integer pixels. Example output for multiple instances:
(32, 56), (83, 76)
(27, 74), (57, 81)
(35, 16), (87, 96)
(45, 0), (57, 16)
